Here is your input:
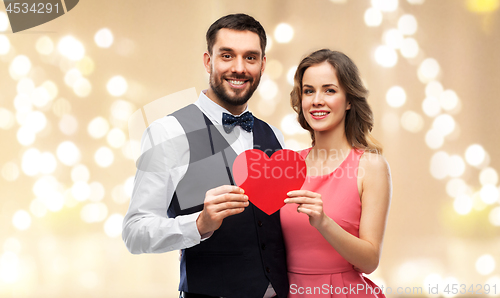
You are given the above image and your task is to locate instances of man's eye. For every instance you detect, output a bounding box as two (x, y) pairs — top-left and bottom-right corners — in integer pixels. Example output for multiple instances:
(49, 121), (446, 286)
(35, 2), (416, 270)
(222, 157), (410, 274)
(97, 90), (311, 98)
(222, 54), (231, 59)
(246, 56), (256, 61)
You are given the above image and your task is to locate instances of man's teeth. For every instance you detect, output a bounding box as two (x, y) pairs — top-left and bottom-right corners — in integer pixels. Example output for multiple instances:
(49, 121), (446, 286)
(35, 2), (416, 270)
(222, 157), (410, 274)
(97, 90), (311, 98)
(228, 80), (245, 85)
(312, 112), (329, 116)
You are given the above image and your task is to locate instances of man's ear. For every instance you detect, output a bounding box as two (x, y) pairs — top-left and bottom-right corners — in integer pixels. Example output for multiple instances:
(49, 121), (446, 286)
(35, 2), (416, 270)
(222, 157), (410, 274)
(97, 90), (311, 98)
(261, 55), (267, 73)
(203, 52), (212, 74)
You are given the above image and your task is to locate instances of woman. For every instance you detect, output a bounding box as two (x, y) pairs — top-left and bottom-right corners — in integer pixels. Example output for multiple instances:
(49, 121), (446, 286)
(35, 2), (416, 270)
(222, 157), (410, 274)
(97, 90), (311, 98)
(281, 49), (392, 297)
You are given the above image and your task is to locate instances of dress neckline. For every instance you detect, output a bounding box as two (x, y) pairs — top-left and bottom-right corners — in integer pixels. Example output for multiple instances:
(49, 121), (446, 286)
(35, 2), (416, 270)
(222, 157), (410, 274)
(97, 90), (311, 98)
(301, 147), (355, 178)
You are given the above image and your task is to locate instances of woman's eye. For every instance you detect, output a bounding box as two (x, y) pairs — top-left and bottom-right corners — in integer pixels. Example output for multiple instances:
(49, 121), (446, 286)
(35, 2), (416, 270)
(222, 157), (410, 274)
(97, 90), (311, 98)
(303, 89), (313, 94)
(326, 89), (336, 93)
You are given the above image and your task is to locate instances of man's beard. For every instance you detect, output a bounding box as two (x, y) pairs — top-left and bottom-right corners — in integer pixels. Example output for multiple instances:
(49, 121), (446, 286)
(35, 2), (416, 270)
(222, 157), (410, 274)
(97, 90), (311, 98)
(209, 72), (261, 107)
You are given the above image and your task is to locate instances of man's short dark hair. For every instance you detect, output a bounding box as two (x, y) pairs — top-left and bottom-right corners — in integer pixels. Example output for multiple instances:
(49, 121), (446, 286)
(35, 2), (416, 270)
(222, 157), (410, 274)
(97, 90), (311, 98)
(206, 13), (267, 57)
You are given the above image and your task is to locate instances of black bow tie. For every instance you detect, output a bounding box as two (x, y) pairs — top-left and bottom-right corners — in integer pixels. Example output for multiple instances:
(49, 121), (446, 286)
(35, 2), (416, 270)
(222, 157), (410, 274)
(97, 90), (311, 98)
(222, 111), (254, 133)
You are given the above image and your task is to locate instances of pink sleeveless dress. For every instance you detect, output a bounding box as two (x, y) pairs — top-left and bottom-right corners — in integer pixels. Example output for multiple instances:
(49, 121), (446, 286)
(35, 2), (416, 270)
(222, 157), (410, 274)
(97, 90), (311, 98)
(280, 148), (385, 298)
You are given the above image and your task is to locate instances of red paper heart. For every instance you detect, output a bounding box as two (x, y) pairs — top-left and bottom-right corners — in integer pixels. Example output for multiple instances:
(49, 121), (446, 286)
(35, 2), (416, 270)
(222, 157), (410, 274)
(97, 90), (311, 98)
(232, 149), (306, 215)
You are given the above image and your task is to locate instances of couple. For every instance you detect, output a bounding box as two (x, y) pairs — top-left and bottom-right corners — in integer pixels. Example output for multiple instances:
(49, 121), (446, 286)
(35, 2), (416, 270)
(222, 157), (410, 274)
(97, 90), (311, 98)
(122, 13), (391, 298)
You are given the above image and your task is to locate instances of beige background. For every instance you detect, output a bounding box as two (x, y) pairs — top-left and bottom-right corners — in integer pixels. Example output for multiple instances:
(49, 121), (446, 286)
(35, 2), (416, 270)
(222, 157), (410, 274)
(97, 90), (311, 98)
(0, 0), (499, 297)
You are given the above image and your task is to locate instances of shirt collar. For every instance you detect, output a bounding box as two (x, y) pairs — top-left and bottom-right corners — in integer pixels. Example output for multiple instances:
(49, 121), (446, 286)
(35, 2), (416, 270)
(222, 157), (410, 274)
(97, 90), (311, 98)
(195, 89), (249, 125)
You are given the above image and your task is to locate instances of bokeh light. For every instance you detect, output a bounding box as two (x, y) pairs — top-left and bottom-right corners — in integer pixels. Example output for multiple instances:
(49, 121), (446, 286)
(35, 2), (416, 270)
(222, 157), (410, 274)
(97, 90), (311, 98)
(81, 203), (108, 223)
(465, 144), (486, 167)
(447, 155), (465, 178)
(77, 56), (96, 76)
(56, 141), (81, 166)
(480, 184), (499, 204)
(371, 0), (398, 12)
(0, 11), (9, 31)
(89, 182), (105, 202)
(287, 66), (297, 86)
(72, 181), (91, 202)
(265, 34), (273, 52)
(400, 37), (419, 58)
(489, 207), (500, 226)
(1, 161), (20, 181)
(73, 77), (92, 97)
(439, 90), (460, 112)
(44, 191), (65, 212)
(258, 78), (279, 101)
(71, 164), (90, 182)
(0, 108), (15, 130)
(375, 45), (398, 67)
(281, 113), (306, 136)
(446, 178), (468, 198)
(425, 129), (444, 149)
(398, 14), (418, 35)
(39, 152), (57, 174)
(17, 127), (36, 146)
(274, 23), (294, 43)
(383, 29), (404, 49)
(104, 214), (124, 238)
(475, 254), (496, 275)
(418, 58), (440, 83)
(386, 86), (406, 107)
(22, 148), (41, 176)
(121, 140), (140, 161)
(3, 238), (21, 254)
(0, 251), (19, 283)
(123, 176), (135, 197)
(430, 151), (449, 179)
(24, 111), (47, 133)
(364, 8), (383, 27)
(407, 0), (425, 4)
(35, 36), (54, 55)
(432, 114), (455, 136)
(10, 55), (32, 79)
(422, 96), (441, 117)
(94, 28), (114, 48)
(479, 167), (498, 185)
(107, 128), (127, 148)
(64, 68), (82, 87)
(453, 194), (473, 215)
(59, 114), (79, 135)
(0, 34), (10, 55)
(52, 97), (72, 117)
(382, 111), (400, 133)
(17, 78), (35, 94)
(12, 210), (31, 231)
(95, 147), (114, 167)
(107, 76), (128, 97)
(426, 81), (443, 98)
(58, 36), (85, 61)
(88, 117), (110, 139)
(466, 0), (500, 13)
(112, 184), (129, 204)
(400, 111), (424, 133)
(111, 99), (135, 121)
(30, 198), (48, 218)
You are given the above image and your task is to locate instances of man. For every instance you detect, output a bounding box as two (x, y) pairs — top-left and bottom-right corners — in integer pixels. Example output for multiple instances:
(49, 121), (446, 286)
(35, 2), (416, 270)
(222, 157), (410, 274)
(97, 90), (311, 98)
(122, 14), (289, 298)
